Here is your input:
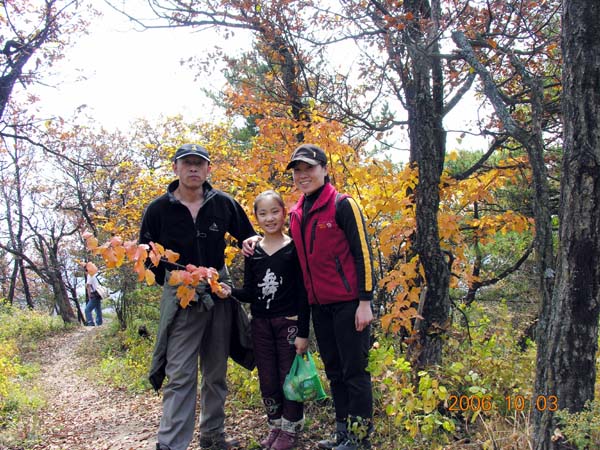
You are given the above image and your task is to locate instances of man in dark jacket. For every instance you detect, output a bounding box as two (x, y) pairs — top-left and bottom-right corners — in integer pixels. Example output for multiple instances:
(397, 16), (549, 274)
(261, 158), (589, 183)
(139, 143), (256, 450)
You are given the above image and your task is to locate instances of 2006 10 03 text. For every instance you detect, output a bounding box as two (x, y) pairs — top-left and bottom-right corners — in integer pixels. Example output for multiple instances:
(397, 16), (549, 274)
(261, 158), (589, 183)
(447, 394), (559, 412)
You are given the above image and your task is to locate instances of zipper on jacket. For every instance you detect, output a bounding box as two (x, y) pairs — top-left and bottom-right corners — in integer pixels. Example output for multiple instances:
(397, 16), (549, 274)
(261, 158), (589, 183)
(309, 220), (317, 254)
(335, 256), (352, 293)
(194, 192), (210, 267)
(293, 211), (321, 305)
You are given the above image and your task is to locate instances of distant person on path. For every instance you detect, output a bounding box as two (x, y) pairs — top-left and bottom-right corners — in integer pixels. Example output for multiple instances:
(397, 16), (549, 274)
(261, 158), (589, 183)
(84, 263), (103, 326)
(231, 190), (309, 450)
(245, 144), (375, 450)
(139, 143), (256, 450)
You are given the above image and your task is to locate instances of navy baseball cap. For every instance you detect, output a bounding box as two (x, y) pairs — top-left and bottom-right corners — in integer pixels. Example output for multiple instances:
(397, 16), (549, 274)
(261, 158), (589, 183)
(285, 144), (327, 170)
(173, 144), (210, 163)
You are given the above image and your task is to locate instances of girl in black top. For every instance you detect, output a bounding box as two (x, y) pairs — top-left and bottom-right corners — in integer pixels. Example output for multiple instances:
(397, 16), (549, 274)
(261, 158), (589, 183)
(231, 190), (309, 450)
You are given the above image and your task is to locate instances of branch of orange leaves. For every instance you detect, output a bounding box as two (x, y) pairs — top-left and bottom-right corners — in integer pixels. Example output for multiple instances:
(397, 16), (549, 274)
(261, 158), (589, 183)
(82, 232), (223, 308)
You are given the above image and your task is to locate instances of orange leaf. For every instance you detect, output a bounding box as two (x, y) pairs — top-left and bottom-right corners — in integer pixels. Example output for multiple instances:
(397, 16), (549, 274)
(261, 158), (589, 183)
(381, 313), (393, 332)
(85, 235), (99, 251)
(134, 258), (146, 280)
(145, 269), (156, 285)
(149, 248), (161, 267)
(207, 271), (222, 294)
(135, 245), (149, 263)
(123, 240), (139, 261)
(109, 236), (123, 247)
(164, 249), (180, 264)
(188, 265), (210, 284)
(408, 288), (421, 304)
(99, 248), (113, 268)
(177, 285), (196, 308)
(150, 241), (165, 255)
(112, 245), (126, 267)
(168, 270), (184, 286)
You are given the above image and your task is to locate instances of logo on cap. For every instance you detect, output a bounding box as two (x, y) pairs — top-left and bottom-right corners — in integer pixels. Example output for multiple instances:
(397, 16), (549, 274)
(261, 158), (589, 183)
(173, 143), (210, 163)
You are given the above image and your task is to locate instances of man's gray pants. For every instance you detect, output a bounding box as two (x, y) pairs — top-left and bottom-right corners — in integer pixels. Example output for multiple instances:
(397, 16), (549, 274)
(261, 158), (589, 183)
(158, 298), (233, 450)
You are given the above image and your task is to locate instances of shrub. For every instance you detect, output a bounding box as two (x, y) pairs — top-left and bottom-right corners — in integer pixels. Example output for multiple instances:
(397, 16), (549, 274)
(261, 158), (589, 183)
(88, 320), (154, 393)
(226, 361), (261, 408)
(0, 304), (65, 350)
(0, 304), (59, 429)
(368, 339), (455, 448)
(441, 302), (536, 416)
(556, 400), (600, 449)
(367, 301), (537, 448)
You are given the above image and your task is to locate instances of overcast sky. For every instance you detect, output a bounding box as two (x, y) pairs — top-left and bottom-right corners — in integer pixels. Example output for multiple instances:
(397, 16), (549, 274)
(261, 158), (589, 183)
(28, 3), (484, 155)
(33, 4), (249, 129)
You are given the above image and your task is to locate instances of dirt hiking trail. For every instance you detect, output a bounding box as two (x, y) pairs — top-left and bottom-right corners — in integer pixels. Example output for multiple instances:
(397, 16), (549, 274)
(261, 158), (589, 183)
(2, 325), (323, 450)
(13, 325), (162, 450)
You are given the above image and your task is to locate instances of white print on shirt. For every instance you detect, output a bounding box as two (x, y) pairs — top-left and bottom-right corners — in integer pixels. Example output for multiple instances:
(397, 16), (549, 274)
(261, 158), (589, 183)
(258, 268), (282, 310)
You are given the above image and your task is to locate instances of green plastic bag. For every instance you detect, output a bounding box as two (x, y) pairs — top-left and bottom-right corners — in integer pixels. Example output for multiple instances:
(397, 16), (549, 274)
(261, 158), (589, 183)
(283, 351), (327, 402)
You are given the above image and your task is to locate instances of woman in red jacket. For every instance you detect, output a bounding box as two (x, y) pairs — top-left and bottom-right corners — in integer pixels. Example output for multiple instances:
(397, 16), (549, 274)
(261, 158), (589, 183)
(286, 144), (375, 450)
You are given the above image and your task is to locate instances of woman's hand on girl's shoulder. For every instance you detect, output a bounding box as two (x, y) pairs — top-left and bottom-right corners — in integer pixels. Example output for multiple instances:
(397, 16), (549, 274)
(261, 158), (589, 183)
(242, 234), (262, 257)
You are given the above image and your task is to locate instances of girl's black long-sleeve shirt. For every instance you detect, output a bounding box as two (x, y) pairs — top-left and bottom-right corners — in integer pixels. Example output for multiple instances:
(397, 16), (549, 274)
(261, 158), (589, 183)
(232, 240), (310, 338)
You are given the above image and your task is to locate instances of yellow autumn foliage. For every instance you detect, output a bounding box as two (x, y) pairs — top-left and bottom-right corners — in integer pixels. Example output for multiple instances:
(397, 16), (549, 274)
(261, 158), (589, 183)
(81, 86), (532, 337)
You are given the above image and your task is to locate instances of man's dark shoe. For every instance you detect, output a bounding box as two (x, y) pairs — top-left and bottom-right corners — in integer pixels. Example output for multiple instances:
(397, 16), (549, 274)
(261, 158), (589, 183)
(156, 444), (171, 450)
(199, 433), (241, 449)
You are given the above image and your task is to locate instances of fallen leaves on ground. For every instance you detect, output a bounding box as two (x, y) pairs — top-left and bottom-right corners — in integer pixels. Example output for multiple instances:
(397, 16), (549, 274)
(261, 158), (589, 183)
(0, 325), (339, 450)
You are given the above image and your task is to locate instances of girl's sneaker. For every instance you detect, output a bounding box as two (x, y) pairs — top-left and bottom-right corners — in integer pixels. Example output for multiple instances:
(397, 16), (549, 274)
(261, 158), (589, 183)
(260, 428), (281, 448)
(270, 430), (297, 450)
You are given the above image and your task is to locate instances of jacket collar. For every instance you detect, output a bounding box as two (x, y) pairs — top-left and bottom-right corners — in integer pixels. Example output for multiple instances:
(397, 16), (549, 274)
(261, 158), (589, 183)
(167, 179), (214, 203)
(291, 182), (336, 215)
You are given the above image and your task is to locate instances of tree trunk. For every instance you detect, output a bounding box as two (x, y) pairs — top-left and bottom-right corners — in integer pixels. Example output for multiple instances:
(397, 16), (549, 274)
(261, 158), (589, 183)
(38, 236), (77, 324)
(7, 259), (18, 305)
(54, 262), (77, 324)
(533, 1), (600, 448)
(405, 0), (451, 367)
(19, 258), (34, 309)
(50, 271), (77, 324)
(465, 202), (482, 305)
